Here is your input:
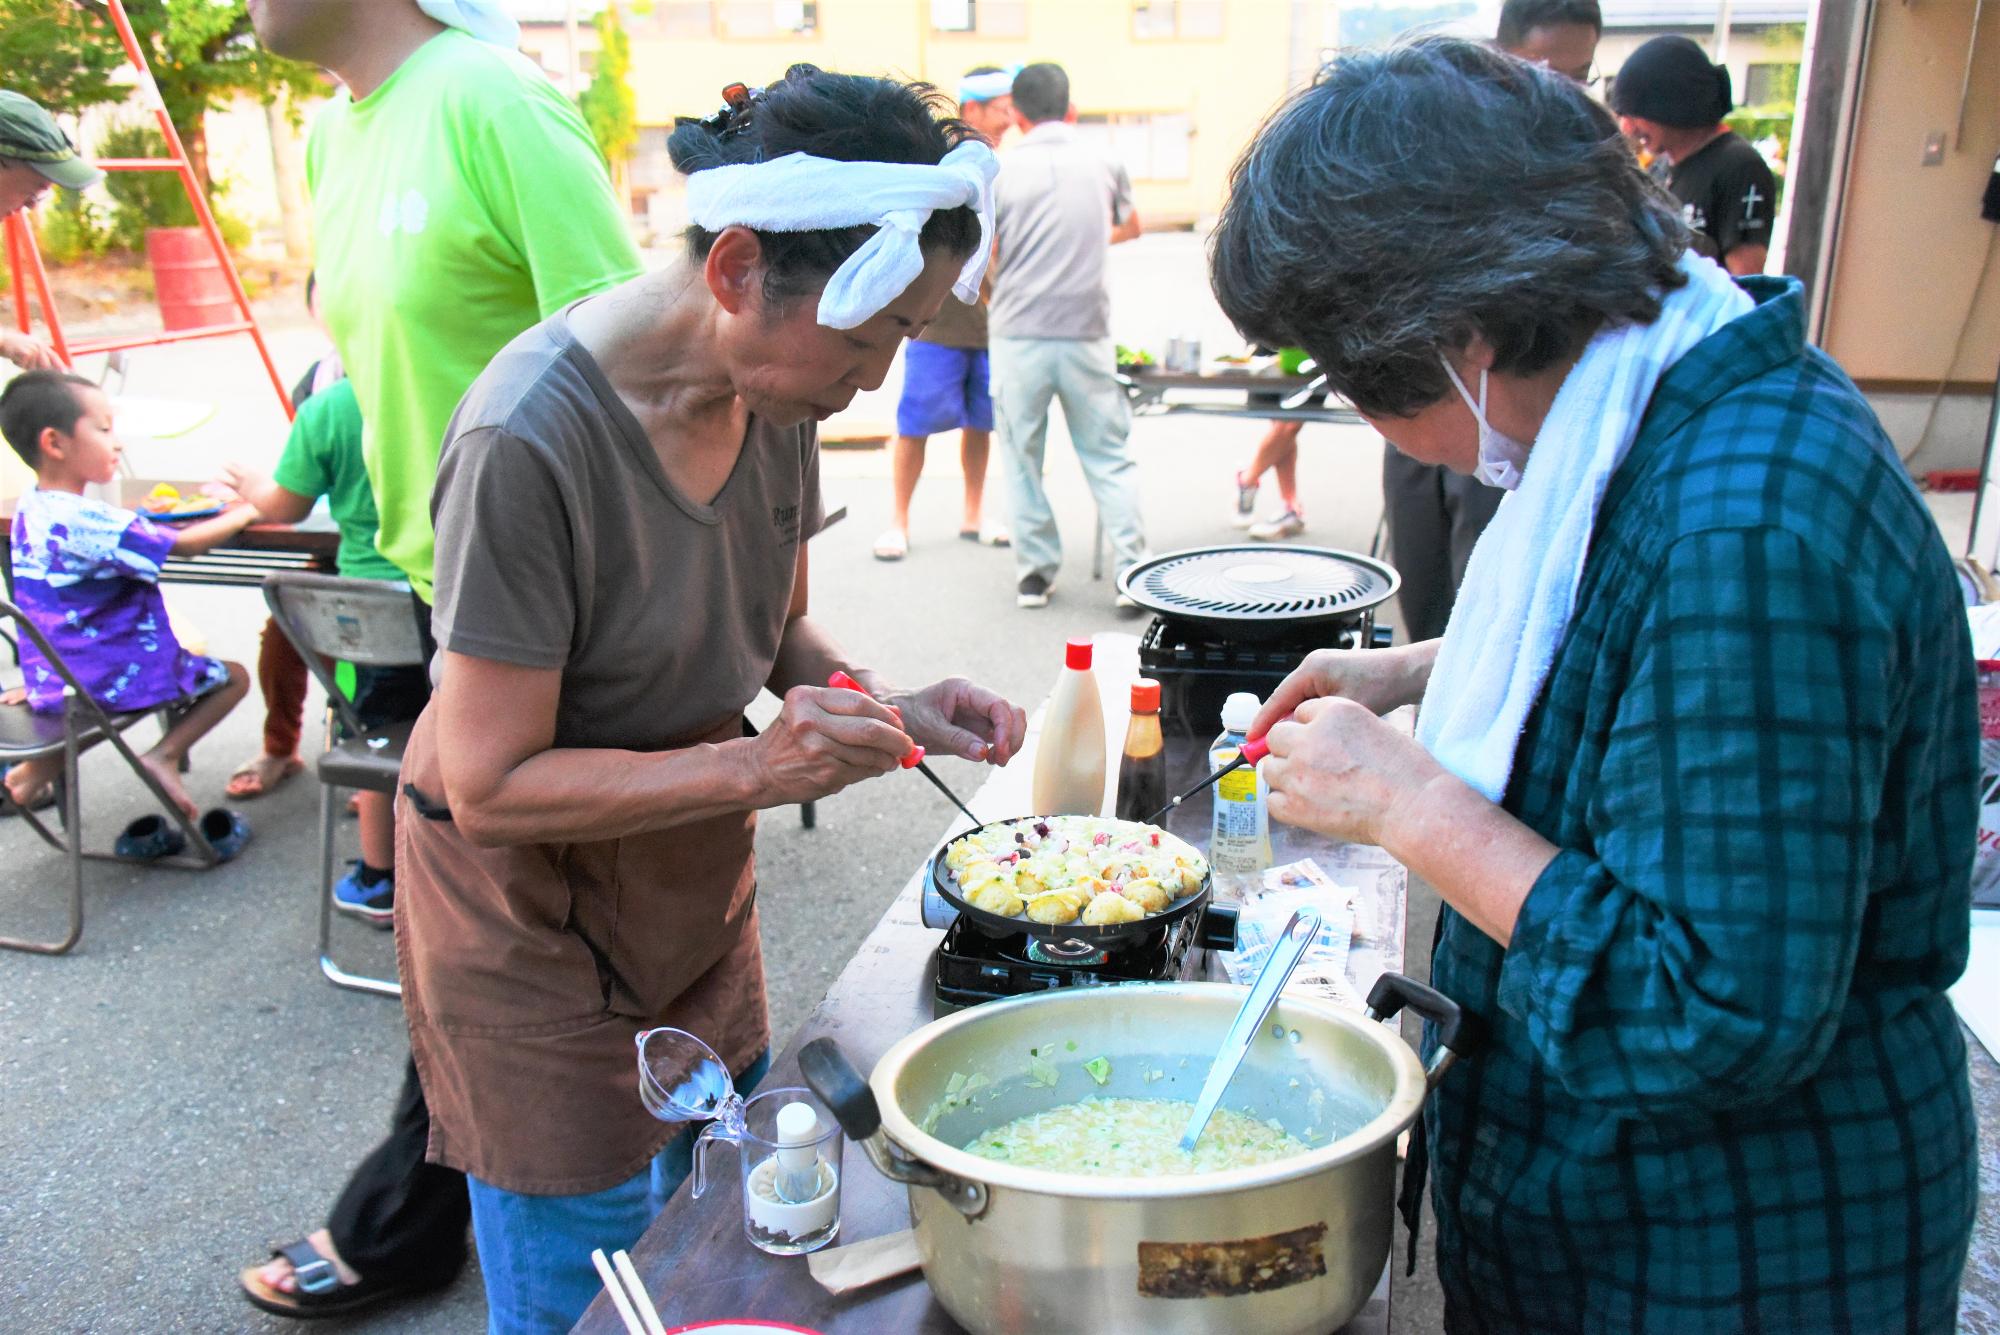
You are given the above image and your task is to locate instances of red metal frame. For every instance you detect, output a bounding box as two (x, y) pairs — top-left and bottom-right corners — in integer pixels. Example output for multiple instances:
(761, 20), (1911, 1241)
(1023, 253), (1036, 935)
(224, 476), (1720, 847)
(4, 0), (294, 421)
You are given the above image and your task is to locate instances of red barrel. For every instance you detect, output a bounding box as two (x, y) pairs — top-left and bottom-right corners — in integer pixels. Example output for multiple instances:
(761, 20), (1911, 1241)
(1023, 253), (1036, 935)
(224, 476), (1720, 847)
(144, 227), (235, 331)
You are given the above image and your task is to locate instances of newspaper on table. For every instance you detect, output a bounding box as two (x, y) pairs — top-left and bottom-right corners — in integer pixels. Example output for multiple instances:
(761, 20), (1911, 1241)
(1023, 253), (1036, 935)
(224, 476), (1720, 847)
(1213, 850), (1407, 1013)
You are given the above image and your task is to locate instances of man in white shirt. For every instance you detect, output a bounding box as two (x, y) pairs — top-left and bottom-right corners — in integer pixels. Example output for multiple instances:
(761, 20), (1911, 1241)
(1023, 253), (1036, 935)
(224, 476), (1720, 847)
(989, 62), (1145, 609)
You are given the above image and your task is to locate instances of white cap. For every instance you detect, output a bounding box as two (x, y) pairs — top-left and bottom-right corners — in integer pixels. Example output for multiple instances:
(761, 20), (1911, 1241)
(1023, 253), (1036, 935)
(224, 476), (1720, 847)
(1221, 692), (1261, 733)
(776, 1100), (820, 1147)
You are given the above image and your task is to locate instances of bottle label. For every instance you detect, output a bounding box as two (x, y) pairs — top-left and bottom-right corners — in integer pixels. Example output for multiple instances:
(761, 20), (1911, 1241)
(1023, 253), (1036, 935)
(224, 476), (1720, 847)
(1216, 769), (1258, 802)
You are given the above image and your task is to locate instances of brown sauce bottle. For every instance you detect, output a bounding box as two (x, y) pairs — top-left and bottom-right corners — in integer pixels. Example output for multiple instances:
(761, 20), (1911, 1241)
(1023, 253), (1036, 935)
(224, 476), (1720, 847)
(1115, 678), (1167, 823)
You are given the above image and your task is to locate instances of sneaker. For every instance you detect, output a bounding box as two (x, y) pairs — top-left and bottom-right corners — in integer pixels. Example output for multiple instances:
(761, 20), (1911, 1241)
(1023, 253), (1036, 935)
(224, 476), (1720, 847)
(333, 862), (395, 929)
(1248, 507), (1306, 542)
(1232, 471), (1259, 527)
(1016, 573), (1052, 608)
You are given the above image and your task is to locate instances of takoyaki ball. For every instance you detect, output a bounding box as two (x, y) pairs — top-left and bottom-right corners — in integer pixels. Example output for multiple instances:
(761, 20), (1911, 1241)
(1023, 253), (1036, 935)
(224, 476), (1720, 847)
(1012, 868), (1048, 898)
(1082, 891), (1145, 926)
(1025, 892), (1084, 926)
(968, 880), (1025, 917)
(1121, 877), (1170, 913)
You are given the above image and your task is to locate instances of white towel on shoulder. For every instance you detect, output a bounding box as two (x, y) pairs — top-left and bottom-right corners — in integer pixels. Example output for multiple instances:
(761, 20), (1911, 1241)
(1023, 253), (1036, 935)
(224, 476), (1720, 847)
(1415, 254), (1755, 802)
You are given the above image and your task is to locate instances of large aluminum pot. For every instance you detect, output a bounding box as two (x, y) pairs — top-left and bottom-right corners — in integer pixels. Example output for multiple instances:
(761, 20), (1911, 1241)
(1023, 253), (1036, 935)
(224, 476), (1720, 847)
(801, 975), (1469, 1335)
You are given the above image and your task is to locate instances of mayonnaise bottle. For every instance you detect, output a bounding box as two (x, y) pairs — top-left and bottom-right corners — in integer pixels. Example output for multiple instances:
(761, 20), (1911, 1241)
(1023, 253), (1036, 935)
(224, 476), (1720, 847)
(1209, 691), (1273, 897)
(1031, 638), (1106, 815)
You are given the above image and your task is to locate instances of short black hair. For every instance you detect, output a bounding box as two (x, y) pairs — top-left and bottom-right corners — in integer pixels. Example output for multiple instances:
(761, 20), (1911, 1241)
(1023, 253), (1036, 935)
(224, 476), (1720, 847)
(669, 65), (984, 313)
(1010, 63), (1069, 124)
(0, 370), (95, 469)
(1210, 35), (1686, 419)
(1497, 0), (1602, 46)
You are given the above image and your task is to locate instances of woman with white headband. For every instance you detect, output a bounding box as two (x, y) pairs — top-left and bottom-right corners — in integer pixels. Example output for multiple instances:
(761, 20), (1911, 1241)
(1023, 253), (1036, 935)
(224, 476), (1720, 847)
(387, 65), (1023, 1333)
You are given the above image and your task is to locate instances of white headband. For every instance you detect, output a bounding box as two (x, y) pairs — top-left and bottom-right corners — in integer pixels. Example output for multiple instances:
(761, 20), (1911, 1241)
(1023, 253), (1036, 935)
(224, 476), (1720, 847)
(957, 70), (1015, 104)
(682, 141), (999, 330)
(415, 0), (519, 46)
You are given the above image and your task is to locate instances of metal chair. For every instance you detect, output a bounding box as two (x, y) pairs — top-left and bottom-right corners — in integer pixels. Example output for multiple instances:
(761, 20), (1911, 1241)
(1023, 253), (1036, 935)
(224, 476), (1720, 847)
(0, 595), (223, 955)
(262, 572), (426, 998)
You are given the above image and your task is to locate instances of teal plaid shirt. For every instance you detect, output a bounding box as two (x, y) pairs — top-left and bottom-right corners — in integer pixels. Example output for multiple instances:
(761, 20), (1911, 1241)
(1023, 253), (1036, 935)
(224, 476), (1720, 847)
(1425, 278), (1978, 1334)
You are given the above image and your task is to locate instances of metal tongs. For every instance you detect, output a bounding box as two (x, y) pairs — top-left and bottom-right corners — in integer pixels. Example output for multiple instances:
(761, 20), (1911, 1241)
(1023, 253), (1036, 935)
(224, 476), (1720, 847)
(1179, 906), (1321, 1151)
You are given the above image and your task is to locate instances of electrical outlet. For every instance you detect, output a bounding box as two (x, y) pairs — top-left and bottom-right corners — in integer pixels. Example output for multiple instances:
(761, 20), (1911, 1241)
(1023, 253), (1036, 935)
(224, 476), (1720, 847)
(1923, 131), (1947, 166)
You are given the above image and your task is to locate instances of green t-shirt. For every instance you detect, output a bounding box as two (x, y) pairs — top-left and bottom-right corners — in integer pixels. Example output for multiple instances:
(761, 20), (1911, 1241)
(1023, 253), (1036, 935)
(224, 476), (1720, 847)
(305, 29), (643, 601)
(271, 378), (401, 583)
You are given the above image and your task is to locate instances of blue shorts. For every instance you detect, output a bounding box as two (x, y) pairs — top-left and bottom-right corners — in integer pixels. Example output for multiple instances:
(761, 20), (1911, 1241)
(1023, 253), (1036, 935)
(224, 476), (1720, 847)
(896, 340), (992, 437)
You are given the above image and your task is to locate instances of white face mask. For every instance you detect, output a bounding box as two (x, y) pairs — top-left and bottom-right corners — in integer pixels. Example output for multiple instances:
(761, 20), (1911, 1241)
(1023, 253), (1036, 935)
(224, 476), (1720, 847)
(1439, 356), (1532, 490)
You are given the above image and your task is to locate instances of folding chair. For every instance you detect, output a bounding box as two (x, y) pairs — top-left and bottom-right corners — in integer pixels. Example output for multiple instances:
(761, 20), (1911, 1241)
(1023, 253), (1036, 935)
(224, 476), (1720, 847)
(0, 594), (223, 955)
(262, 572), (426, 999)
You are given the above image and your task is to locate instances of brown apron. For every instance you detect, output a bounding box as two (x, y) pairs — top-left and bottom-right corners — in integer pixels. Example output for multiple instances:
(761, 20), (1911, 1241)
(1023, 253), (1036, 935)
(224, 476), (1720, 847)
(394, 705), (770, 1195)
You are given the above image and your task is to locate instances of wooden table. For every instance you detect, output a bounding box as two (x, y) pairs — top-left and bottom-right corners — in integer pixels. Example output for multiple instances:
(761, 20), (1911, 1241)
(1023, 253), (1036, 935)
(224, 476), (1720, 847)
(575, 697), (1404, 1335)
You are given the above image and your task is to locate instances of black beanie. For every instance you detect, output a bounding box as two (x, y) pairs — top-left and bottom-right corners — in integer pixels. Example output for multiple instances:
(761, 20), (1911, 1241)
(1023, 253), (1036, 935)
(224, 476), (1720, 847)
(1611, 35), (1733, 128)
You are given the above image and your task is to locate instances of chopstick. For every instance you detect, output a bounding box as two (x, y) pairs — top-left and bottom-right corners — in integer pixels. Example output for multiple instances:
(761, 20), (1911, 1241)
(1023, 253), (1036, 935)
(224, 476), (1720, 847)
(591, 1247), (667, 1335)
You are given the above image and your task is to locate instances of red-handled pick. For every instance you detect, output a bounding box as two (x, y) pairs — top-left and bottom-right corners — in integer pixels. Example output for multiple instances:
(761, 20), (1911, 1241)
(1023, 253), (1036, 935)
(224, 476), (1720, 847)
(826, 672), (982, 827)
(1143, 732), (1274, 826)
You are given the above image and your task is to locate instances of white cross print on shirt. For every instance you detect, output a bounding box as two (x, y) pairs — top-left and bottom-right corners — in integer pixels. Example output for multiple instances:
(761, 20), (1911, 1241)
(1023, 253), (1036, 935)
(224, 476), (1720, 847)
(1743, 183), (1765, 226)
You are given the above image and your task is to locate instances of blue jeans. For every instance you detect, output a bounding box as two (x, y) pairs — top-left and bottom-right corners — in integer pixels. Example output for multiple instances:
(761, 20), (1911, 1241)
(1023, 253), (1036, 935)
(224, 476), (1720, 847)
(467, 1050), (771, 1335)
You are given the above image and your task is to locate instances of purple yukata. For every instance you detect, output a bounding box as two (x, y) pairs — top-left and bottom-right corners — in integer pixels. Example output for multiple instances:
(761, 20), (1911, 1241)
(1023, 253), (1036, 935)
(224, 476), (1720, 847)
(9, 488), (229, 715)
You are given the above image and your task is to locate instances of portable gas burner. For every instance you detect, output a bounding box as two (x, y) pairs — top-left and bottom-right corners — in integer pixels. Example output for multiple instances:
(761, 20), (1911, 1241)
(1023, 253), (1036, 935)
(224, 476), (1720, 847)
(933, 907), (1237, 1015)
(1119, 545), (1401, 733)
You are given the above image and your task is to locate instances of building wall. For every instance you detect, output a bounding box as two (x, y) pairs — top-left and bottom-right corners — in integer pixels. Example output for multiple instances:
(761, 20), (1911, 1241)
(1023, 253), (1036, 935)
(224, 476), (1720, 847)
(1821, 0), (1999, 390)
(526, 0), (1303, 232)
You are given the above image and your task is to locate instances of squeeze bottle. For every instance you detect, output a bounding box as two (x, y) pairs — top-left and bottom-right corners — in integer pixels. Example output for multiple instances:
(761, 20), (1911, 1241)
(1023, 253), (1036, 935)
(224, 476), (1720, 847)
(1031, 638), (1106, 815)
(1209, 691), (1273, 896)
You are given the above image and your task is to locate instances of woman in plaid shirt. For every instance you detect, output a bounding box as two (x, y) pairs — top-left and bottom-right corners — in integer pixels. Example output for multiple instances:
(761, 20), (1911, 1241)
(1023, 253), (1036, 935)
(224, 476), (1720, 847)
(1211, 36), (1977, 1335)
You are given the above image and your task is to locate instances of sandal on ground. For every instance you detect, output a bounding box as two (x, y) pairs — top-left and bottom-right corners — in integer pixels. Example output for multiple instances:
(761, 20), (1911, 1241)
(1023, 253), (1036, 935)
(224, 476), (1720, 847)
(226, 754), (303, 800)
(200, 808), (253, 862)
(238, 1238), (426, 1320)
(114, 814), (186, 861)
(872, 528), (909, 561)
(961, 526), (1011, 547)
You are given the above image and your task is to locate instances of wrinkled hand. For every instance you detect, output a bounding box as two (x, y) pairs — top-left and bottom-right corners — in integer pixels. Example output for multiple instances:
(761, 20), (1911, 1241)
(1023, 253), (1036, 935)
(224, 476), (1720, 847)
(0, 330), (61, 371)
(1260, 696), (1447, 846)
(749, 685), (912, 806)
(1249, 645), (1427, 741)
(888, 676), (1026, 766)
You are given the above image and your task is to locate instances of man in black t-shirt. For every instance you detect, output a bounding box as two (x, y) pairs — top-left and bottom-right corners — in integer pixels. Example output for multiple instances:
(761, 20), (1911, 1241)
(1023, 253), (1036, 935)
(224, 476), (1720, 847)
(1612, 34), (1778, 276)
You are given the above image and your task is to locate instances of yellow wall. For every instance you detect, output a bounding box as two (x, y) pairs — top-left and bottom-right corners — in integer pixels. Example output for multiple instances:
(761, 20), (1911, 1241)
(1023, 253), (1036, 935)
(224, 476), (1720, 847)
(1823, 0), (2000, 386)
(536, 0), (1300, 227)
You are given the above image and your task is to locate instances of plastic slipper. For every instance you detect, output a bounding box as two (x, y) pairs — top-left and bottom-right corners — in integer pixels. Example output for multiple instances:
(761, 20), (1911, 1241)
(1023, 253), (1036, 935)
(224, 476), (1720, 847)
(226, 754), (303, 800)
(114, 814), (187, 861)
(199, 808), (253, 862)
(961, 526), (1011, 548)
(237, 1238), (430, 1321)
(872, 528), (909, 561)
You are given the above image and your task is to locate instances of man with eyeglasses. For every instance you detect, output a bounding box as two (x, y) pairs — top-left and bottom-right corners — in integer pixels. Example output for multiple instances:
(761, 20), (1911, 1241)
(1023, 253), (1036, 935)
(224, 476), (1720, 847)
(1497, 0), (1602, 86)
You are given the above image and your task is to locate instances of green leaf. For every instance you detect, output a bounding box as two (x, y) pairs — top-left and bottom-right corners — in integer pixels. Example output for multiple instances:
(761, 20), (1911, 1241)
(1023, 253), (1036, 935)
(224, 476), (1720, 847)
(1084, 1056), (1112, 1086)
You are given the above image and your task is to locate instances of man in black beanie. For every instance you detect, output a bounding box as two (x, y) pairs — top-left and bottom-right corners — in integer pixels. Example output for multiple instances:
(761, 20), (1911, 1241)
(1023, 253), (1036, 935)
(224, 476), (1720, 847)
(1612, 34), (1777, 276)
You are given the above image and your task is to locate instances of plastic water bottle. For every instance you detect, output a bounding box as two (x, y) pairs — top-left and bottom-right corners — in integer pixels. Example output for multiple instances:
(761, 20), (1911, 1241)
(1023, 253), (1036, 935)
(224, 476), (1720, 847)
(1208, 691), (1272, 899)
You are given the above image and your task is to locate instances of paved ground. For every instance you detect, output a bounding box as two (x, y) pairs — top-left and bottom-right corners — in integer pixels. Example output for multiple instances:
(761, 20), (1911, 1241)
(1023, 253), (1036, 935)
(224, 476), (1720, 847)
(1, 234), (1992, 1333)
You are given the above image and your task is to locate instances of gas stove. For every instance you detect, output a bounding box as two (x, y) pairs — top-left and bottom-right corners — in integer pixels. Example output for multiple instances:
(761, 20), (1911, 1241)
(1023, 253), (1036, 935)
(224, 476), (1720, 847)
(1123, 546), (1401, 733)
(933, 906), (1237, 1015)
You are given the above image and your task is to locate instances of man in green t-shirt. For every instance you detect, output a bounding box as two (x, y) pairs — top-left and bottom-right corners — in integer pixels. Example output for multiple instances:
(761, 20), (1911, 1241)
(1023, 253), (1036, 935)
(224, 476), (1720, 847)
(235, 0), (641, 1321)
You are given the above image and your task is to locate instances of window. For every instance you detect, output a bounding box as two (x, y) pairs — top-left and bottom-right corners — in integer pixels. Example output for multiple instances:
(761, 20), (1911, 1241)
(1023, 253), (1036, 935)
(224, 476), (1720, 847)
(716, 0), (818, 38)
(1132, 0), (1224, 40)
(930, 0), (1027, 36)
(1742, 62), (1800, 108)
(1074, 111), (1192, 181)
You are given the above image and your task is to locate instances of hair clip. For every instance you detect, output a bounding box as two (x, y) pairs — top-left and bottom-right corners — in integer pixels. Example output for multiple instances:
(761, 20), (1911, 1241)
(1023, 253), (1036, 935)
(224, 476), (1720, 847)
(674, 83), (763, 139)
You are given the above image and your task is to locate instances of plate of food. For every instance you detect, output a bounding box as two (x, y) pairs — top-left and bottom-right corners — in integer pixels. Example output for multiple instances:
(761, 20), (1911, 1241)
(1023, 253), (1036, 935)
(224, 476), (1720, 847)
(932, 815), (1210, 942)
(134, 484), (224, 522)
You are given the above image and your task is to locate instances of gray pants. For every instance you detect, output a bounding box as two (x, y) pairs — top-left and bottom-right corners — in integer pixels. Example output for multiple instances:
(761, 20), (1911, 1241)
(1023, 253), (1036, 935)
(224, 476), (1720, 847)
(990, 335), (1147, 585)
(1380, 444), (1504, 644)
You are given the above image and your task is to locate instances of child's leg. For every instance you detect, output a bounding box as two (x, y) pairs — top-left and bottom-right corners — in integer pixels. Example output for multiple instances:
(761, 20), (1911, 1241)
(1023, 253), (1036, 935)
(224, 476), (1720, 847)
(1272, 421), (1303, 509)
(5, 754), (63, 807)
(143, 662), (250, 819)
(356, 790), (394, 874)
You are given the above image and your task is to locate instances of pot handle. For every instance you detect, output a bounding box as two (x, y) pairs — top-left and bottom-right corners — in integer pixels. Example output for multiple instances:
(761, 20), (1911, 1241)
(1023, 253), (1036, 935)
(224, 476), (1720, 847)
(799, 1037), (883, 1141)
(799, 1037), (990, 1220)
(1364, 974), (1483, 1089)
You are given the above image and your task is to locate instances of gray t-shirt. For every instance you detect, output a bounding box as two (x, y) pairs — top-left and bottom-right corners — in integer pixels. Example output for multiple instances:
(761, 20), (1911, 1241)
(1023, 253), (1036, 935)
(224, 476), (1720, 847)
(989, 122), (1134, 341)
(430, 307), (822, 752)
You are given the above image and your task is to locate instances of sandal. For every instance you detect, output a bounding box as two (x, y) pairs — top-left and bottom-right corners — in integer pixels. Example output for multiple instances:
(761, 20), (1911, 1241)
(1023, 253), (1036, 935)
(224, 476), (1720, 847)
(238, 1238), (424, 1320)
(199, 808), (253, 862)
(961, 526), (1011, 548)
(114, 814), (187, 861)
(872, 528), (909, 561)
(226, 754), (303, 800)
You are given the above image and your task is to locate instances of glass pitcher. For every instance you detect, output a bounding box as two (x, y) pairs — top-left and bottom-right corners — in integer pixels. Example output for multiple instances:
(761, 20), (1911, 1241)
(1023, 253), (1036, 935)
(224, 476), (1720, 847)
(636, 1027), (843, 1256)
